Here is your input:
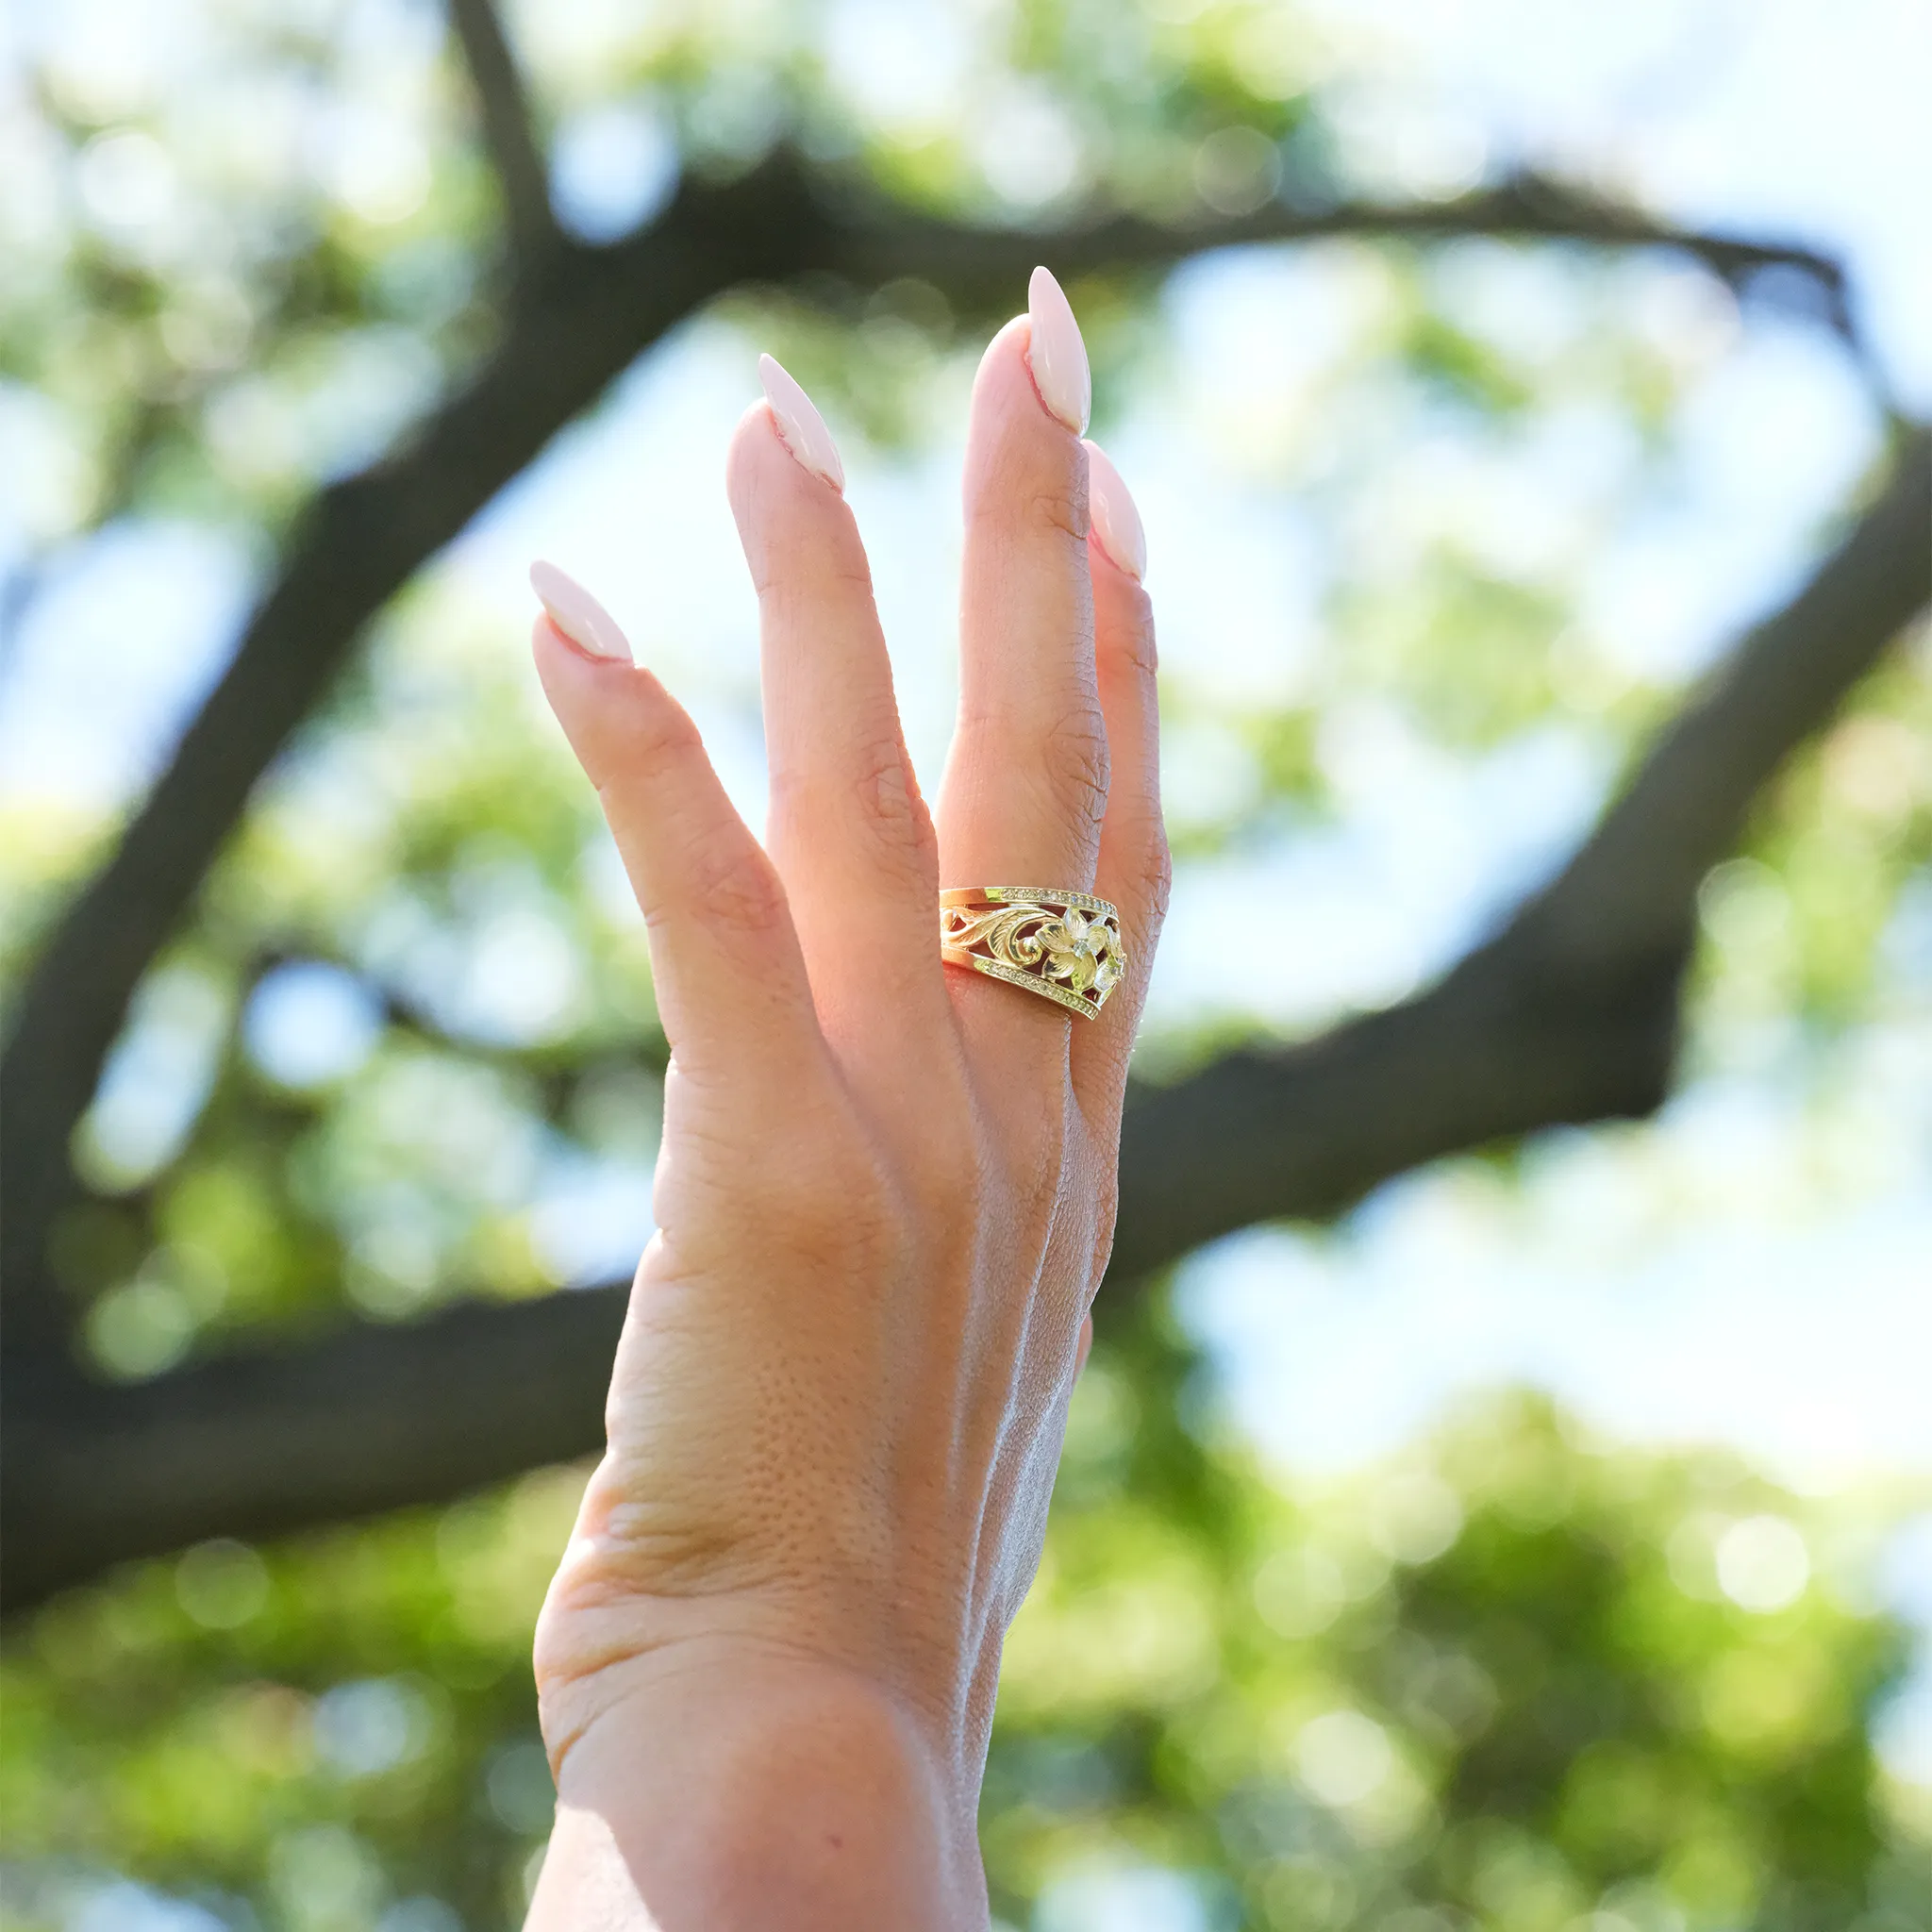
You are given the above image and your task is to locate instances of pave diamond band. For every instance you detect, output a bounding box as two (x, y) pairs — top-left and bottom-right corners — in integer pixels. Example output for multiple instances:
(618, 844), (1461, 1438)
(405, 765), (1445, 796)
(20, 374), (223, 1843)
(939, 887), (1126, 1019)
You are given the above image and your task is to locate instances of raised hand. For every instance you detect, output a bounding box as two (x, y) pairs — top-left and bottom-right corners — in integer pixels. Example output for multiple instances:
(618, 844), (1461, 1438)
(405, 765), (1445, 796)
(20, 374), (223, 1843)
(524, 268), (1164, 1930)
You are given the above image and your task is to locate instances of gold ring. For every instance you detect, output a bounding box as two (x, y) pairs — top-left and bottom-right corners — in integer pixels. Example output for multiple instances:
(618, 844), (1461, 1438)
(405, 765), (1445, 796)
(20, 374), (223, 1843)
(939, 888), (1126, 1019)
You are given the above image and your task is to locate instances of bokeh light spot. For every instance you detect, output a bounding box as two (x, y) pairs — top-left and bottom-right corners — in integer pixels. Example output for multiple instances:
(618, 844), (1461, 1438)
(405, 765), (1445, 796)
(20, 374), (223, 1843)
(244, 960), (383, 1090)
(486, 1736), (557, 1836)
(550, 99), (678, 242)
(314, 1678), (430, 1779)
(1715, 1514), (1810, 1613)
(1294, 1708), (1393, 1807)
(175, 1538), (269, 1629)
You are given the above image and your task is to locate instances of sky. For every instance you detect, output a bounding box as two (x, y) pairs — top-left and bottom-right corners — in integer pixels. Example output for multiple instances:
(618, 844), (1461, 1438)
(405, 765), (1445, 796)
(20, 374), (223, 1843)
(448, 0), (1932, 1491)
(3, 0), (1930, 1824)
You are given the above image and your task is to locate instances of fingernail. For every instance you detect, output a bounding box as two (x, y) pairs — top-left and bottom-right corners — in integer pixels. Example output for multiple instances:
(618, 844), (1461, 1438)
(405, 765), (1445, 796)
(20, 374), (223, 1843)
(529, 559), (632, 663)
(758, 353), (845, 491)
(1026, 265), (1091, 434)
(1083, 441), (1146, 581)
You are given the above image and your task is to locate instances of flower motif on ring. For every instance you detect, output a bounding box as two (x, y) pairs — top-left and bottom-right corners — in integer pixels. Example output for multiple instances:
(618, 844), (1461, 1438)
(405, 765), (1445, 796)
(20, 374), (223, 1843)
(939, 893), (1125, 1014)
(1039, 909), (1121, 997)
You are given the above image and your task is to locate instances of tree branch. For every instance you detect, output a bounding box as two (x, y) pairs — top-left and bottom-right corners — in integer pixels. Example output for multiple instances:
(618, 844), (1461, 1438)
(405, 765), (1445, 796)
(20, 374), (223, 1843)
(0, 159), (826, 1341)
(1, 1291), (630, 1610)
(841, 169), (1856, 342)
(445, 0), (558, 266)
(1109, 425), (1931, 1269)
(5, 429), (1923, 1611)
(1, 156), (1866, 1345)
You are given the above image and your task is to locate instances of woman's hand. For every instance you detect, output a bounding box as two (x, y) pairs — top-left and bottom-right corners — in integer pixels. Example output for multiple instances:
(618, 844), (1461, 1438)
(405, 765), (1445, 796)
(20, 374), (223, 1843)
(523, 269), (1164, 1929)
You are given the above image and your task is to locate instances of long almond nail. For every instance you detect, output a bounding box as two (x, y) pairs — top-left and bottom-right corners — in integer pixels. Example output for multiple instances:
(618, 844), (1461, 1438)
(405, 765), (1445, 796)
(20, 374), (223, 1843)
(530, 559), (632, 662)
(758, 354), (845, 491)
(1083, 441), (1146, 580)
(1027, 265), (1091, 434)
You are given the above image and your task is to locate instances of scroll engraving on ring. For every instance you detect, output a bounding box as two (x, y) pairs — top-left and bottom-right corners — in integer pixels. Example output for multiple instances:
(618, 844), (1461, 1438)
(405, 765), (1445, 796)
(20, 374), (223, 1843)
(938, 888), (1126, 1018)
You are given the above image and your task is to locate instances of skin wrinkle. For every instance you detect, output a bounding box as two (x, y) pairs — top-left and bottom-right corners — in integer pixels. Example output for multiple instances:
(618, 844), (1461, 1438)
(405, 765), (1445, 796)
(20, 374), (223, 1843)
(663, 836), (791, 941)
(766, 745), (935, 873)
(523, 305), (1166, 1931)
(968, 1105), (1087, 1659)
(756, 555), (879, 605)
(947, 692), (1111, 833)
(1019, 482), (1091, 549)
(1040, 706), (1114, 834)
(854, 747), (931, 844)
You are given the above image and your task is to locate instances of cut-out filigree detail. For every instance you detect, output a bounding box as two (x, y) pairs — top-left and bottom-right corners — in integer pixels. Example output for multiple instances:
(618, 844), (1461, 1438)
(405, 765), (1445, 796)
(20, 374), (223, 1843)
(939, 889), (1126, 1018)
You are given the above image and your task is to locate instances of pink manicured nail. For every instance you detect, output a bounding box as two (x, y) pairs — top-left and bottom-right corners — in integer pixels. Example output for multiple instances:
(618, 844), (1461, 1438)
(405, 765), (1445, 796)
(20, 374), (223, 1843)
(1083, 441), (1146, 580)
(1026, 265), (1091, 434)
(529, 559), (632, 662)
(758, 353), (845, 491)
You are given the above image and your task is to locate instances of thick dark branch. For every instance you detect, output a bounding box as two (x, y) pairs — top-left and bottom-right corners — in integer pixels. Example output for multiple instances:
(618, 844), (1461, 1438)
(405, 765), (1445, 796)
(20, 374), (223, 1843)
(1109, 429), (1931, 1268)
(0, 160), (828, 1339)
(838, 170), (1853, 339)
(6, 430), (1923, 1611)
(445, 0), (558, 265)
(1532, 431), (1932, 960)
(1108, 429), (1931, 1268)
(1, 1292), (629, 1611)
(2, 157), (1863, 1345)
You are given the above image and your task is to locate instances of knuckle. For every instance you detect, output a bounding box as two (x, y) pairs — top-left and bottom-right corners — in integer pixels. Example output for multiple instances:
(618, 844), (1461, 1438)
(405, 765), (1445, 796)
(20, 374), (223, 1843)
(1109, 600), (1158, 680)
(757, 558), (875, 617)
(683, 831), (790, 940)
(764, 1138), (906, 1275)
(752, 527), (874, 609)
(827, 553), (877, 597)
(602, 702), (703, 789)
(768, 735), (940, 889)
(1041, 704), (1110, 832)
(1024, 485), (1088, 550)
(848, 737), (940, 874)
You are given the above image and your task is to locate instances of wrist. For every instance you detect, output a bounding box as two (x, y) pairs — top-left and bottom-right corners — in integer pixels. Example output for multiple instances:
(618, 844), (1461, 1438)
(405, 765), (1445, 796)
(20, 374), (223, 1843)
(526, 1641), (987, 1931)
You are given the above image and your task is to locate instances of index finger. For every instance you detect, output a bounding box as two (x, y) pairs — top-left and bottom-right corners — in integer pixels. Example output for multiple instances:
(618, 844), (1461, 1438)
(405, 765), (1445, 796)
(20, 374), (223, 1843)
(530, 567), (824, 1095)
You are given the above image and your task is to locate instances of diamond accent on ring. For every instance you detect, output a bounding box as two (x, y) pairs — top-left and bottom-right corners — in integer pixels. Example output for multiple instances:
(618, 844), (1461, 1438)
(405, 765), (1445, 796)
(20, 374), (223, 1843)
(938, 888), (1126, 1018)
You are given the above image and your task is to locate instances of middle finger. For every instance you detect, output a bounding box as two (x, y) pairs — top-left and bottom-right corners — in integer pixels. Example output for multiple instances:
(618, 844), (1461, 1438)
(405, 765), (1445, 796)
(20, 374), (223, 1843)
(936, 270), (1108, 984)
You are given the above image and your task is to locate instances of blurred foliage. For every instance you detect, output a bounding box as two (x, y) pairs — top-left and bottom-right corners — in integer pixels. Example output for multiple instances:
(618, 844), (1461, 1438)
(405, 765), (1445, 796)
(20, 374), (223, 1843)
(990, 1307), (1930, 1931)
(1694, 648), (1932, 1032)
(4, 1300), (1928, 1930)
(3, 0), (1930, 1925)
